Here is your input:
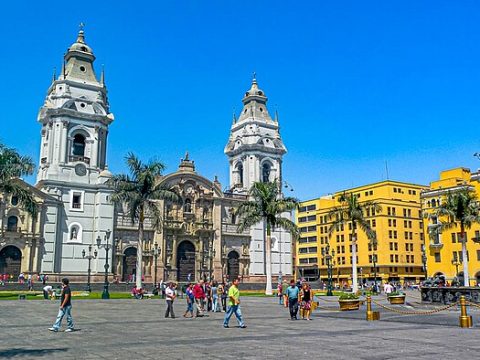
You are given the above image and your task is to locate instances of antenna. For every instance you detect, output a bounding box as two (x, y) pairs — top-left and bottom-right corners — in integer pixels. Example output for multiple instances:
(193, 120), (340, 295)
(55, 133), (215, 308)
(385, 160), (390, 180)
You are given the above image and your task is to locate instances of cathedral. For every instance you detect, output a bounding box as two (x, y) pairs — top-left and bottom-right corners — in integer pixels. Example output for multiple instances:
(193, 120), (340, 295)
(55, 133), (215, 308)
(0, 29), (292, 284)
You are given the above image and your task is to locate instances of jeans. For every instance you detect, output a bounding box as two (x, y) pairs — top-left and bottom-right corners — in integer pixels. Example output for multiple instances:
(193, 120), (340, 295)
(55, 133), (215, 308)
(223, 305), (244, 327)
(52, 305), (74, 330)
(165, 300), (175, 318)
(212, 295), (219, 312)
(288, 298), (298, 319)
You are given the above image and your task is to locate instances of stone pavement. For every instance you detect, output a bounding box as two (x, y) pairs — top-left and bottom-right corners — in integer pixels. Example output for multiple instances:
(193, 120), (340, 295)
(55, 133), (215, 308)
(0, 295), (479, 359)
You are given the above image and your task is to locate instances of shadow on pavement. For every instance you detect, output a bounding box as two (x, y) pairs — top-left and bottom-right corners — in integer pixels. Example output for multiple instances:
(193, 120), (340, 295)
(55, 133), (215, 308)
(0, 348), (68, 358)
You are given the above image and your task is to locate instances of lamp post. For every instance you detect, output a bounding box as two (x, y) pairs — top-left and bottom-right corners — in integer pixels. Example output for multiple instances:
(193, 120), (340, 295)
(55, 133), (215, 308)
(82, 245), (97, 292)
(96, 229), (112, 299)
(322, 244), (335, 296)
(421, 244), (428, 280)
(153, 242), (160, 288)
(452, 258), (462, 278)
(372, 253), (378, 293)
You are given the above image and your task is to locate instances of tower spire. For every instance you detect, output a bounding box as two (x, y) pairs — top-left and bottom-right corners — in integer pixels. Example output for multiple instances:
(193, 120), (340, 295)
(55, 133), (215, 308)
(52, 67), (57, 83)
(100, 64), (105, 85)
(77, 22), (86, 44)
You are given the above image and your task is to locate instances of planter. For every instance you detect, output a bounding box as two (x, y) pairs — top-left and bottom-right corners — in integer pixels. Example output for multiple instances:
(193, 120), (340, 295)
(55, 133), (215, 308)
(338, 299), (360, 311)
(387, 295), (406, 305)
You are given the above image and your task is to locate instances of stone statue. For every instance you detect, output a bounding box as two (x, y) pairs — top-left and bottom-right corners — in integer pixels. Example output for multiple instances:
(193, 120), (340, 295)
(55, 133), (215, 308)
(70, 227), (77, 240)
(242, 243), (249, 256)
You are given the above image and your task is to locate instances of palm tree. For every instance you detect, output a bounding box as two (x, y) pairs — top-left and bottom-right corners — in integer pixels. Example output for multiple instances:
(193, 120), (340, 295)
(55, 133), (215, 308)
(328, 192), (381, 293)
(236, 181), (299, 295)
(432, 187), (480, 286)
(0, 142), (37, 216)
(111, 152), (181, 290)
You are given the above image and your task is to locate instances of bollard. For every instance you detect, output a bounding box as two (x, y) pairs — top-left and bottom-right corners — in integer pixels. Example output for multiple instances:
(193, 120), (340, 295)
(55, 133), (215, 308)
(366, 295), (380, 321)
(459, 295), (473, 328)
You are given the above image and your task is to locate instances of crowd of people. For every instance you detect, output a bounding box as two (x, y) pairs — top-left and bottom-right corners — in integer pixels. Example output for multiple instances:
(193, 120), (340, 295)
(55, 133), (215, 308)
(0, 272), (49, 288)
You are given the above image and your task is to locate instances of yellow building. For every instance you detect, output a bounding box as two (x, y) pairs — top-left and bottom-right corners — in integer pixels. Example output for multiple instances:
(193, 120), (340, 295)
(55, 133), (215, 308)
(421, 168), (480, 285)
(296, 180), (427, 286)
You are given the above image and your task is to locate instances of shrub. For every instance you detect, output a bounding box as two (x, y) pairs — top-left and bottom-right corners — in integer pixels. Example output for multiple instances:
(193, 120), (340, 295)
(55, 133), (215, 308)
(388, 291), (405, 297)
(339, 292), (359, 300)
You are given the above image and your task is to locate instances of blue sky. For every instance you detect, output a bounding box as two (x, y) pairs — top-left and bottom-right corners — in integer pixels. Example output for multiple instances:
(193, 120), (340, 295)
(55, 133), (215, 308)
(1, 1), (480, 200)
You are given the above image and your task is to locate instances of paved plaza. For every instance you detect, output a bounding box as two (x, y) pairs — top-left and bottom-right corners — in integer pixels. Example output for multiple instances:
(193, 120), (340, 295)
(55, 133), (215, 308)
(1, 293), (480, 359)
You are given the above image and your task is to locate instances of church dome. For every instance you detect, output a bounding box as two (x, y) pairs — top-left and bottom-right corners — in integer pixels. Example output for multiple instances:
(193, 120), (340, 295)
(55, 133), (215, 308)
(67, 30), (93, 54)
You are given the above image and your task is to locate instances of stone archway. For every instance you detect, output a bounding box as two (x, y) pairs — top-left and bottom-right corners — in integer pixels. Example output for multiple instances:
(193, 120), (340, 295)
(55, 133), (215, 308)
(122, 247), (137, 282)
(227, 251), (240, 281)
(177, 241), (195, 282)
(0, 246), (22, 277)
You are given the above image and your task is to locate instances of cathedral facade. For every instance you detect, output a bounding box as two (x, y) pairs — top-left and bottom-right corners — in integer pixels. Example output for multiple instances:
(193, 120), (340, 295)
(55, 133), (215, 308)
(0, 30), (292, 284)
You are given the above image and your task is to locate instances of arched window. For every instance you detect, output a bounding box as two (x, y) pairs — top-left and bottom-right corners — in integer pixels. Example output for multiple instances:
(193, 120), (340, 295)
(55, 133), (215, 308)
(72, 134), (86, 156)
(7, 216), (18, 232)
(431, 199), (437, 208)
(184, 199), (192, 213)
(237, 163), (244, 185)
(262, 163), (271, 183)
(10, 196), (18, 206)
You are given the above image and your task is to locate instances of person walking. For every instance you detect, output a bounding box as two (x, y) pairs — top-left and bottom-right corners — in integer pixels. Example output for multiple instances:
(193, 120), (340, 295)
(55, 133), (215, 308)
(221, 282), (228, 311)
(286, 279), (300, 320)
(211, 281), (219, 312)
(216, 282), (224, 312)
(223, 278), (246, 328)
(183, 283), (195, 318)
(165, 282), (176, 318)
(300, 282), (312, 321)
(48, 278), (75, 332)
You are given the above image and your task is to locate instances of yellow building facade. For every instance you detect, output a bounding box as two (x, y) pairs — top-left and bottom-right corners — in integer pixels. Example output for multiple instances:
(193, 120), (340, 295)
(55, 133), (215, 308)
(296, 180), (427, 286)
(421, 168), (480, 285)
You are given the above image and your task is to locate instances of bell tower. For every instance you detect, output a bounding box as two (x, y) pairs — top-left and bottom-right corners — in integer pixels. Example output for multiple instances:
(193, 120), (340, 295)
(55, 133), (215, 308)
(224, 75), (286, 193)
(36, 27), (114, 274)
(224, 75), (292, 280)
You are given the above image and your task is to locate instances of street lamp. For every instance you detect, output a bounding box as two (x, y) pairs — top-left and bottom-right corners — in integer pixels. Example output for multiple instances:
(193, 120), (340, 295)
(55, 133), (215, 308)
(421, 244), (428, 280)
(452, 258), (462, 279)
(82, 245), (97, 292)
(372, 253), (378, 293)
(321, 244), (335, 296)
(96, 229), (112, 299)
(153, 242), (160, 288)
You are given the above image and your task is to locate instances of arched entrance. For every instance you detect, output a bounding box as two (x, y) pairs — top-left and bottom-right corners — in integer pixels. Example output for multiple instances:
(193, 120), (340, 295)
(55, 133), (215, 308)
(475, 271), (480, 286)
(177, 241), (195, 282)
(227, 251), (240, 281)
(0, 246), (22, 277)
(122, 247), (137, 282)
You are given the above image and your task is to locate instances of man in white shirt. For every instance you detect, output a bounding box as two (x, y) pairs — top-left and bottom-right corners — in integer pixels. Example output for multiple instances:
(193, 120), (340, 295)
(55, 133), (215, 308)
(165, 283), (176, 319)
(43, 285), (53, 299)
(384, 282), (394, 294)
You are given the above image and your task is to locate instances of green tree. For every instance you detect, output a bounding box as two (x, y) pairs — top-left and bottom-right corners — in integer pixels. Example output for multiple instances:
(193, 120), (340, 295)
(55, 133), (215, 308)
(431, 188), (480, 286)
(328, 192), (381, 293)
(111, 152), (181, 290)
(0, 142), (37, 216)
(236, 181), (299, 295)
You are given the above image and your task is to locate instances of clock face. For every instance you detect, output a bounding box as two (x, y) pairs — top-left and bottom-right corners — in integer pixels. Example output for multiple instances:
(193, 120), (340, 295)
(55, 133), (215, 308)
(75, 163), (87, 176)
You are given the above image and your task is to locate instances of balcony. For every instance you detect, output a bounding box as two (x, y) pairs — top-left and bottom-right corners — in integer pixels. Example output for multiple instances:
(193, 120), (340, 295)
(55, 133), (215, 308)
(429, 240), (443, 249)
(69, 155), (90, 164)
(222, 223), (250, 236)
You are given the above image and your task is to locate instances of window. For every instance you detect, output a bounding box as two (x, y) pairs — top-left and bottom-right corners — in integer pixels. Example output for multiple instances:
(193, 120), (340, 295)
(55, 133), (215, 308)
(372, 219), (376, 227)
(10, 196), (18, 206)
(71, 191), (84, 210)
(477, 250), (480, 261)
(262, 163), (271, 183)
(7, 216), (18, 231)
(434, 253), (441, 263)
(236, 163), (243, 185)
(72, 134), (86, 156)
(184, 199), (192, 213)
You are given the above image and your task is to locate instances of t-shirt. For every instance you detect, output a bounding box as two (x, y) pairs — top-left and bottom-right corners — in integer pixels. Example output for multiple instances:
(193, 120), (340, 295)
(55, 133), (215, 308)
(61, 286), (71, 306)
(165, 287), (175, 300)
(186, 288), (194, 301)
(286, 286), (299, 300)
(228, 285), (240, 306)
(43, 285), (53, 292)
